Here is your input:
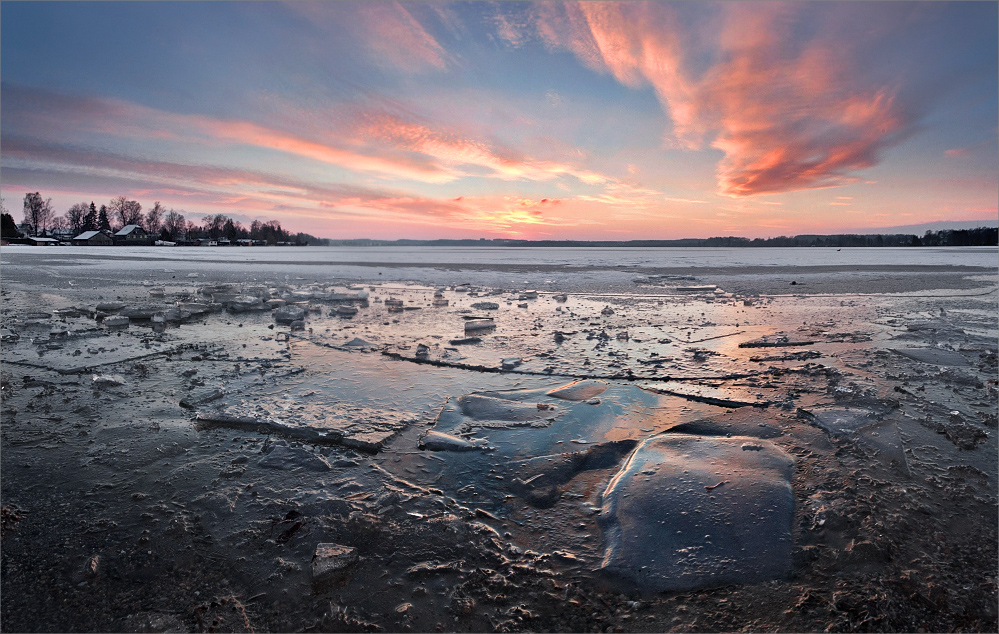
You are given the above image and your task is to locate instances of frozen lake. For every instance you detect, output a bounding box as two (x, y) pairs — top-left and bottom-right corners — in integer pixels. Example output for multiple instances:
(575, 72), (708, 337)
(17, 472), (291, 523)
(2, 244), (996, 269)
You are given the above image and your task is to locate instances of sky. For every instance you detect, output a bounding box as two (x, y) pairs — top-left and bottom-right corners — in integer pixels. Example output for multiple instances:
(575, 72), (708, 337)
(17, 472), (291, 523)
(1, 1), (996, 240)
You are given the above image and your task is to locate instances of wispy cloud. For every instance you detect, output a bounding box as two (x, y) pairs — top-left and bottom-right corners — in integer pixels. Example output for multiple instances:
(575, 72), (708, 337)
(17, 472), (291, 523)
(944, 138), (997, 157)
(286, 1), (449, 73)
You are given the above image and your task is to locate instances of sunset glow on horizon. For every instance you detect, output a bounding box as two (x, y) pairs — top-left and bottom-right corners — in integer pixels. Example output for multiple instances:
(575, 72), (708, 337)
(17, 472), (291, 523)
(1, 1), (996, 240)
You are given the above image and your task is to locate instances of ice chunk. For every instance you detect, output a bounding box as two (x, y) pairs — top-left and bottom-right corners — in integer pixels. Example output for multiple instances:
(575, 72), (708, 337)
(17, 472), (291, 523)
(457, 394), (554, 422)
(599, 435), (794, 592)
(893, 347), (968, 367)
(419, 430), (489, 452)
(102, 316), (129, 328)
(344, 337), (375, 348)
(312, 543), (359, 589)
(464, 318), (495, 332)
(92, 374), (126, 386)
(546, 380), (608, 401)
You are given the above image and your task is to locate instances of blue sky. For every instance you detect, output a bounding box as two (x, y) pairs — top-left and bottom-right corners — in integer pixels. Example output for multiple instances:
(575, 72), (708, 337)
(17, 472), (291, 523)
(2, 1), (996, 239)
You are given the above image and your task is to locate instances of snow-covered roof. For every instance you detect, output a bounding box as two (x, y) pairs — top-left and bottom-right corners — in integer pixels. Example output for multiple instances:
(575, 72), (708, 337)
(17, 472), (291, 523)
(29, 237), (59, 243)
(74, 230), (103, 240)
(115, 224), (145, 236)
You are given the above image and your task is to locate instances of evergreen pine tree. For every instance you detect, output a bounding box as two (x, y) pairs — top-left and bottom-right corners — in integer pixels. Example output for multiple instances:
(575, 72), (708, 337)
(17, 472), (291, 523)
(98, 205), (111, 232)
(84, 202), (98, 231)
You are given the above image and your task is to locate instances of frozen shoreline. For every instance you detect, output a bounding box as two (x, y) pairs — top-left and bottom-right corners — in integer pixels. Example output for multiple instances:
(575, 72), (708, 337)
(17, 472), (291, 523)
(1, 249), (997, 632)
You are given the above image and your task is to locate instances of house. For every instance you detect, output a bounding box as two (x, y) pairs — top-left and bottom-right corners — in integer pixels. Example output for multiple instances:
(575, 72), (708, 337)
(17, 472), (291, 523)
(51, 228), (77, 243)
(26, 236), (59, 246)
(73, 230), (114, 246)
(113, 224), (149, 245)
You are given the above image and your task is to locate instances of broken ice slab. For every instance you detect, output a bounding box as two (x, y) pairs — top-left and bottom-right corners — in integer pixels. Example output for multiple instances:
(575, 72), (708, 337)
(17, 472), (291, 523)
(676, 285), (717, 292)
(546, 379), (608, 401)
(598, 435), (794, 592)
(798, 406), (909, 474)
(274, 305), (306, 324)
(464, 318), (495, 332)
(500, 357), (522, 370)
(739, 333), (816, 348)
(196, 404), (409, 453)
(102, 316), (130, 328)
(340, 429), (402, 453)
(227, 296), (266, 312)
(418, 430), (491, 452)
(518, 290), (538, 300)
(470, 302), (499, 310)
(666, 409), (784, 439)
(343, 337), (377, 348)
(312, 543), (359, 591)
(457, 394), (557, 423)
(505, 439), (638, 507)
(448, 337), (481, 345)
(120, 306), (164, 319)
(179, 388), (225, 409)
(92, 373), (126, 386)
(196, 410), (345, 444)
(892, 347), (969, 367)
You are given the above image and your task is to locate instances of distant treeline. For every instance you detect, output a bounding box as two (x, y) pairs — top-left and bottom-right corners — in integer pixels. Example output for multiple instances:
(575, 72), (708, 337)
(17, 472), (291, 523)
(325, 227), (998, 248)
(0, 193), (329, 246)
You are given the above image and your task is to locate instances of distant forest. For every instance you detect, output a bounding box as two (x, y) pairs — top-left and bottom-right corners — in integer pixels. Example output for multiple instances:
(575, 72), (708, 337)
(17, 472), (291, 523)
(1, 192), (328, 245)
(1, 192), (995, 247)
(328, 227), (998, 248)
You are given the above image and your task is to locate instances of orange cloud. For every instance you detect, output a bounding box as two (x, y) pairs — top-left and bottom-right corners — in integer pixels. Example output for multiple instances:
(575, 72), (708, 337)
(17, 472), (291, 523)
(355, 112), (611, 185)
(526, 1), (916, 198)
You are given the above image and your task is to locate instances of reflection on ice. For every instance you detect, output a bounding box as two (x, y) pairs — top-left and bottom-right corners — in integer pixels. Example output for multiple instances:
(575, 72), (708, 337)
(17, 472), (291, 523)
(599, 435), (795, 592)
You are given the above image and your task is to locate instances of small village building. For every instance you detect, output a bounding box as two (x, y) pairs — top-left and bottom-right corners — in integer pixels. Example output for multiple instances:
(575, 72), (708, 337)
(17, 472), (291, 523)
(26, 236), (59, 246)
(113, 224), (149, 245)
(73, 230), (114, 246)
(50, 228), (77, 243)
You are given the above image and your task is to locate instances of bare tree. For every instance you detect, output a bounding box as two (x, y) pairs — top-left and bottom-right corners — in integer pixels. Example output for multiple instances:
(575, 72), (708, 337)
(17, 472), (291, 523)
(185, 219), (200, 241)
(123, 200), (143, 227)
(163, 209), (186, 240)
(108, 196), (127, 229)
(22, 192), (54, 236)
(203, 213), (228, 240)
(66, 202), (89, 235)
(145, 201), (164, 234)
(109, 196), (143, 228)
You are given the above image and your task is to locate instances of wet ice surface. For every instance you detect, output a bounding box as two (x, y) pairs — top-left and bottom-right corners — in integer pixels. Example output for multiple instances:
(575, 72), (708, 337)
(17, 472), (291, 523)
(1, 247), (998, 632)
(599, 434), (795, 592)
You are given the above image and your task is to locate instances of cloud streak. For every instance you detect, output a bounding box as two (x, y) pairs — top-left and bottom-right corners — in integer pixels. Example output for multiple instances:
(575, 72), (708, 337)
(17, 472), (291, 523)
(520, 1), (918, 197)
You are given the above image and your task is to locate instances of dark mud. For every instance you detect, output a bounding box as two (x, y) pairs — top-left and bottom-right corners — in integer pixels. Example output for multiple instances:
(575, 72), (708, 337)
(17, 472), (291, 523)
(1, 249), (996, 633)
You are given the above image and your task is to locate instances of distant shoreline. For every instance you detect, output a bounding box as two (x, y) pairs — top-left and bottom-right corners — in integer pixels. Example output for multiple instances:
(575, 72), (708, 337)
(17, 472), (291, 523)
(4, 226), (997, 248)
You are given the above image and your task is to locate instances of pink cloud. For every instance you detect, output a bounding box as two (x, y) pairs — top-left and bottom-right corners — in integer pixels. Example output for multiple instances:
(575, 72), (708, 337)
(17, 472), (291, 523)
(525, 1), (917, 197)
(354, 111), (612, 185)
